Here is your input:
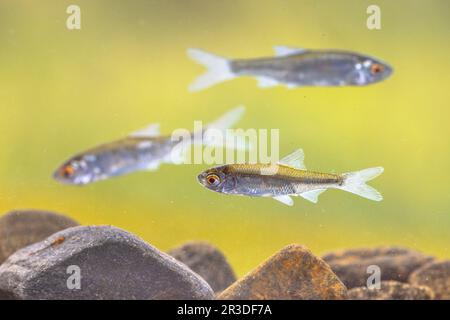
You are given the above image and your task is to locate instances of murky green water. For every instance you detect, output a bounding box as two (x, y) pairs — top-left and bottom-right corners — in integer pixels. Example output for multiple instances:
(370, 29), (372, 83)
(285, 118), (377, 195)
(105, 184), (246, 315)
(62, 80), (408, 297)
(0, 0), (449, 275)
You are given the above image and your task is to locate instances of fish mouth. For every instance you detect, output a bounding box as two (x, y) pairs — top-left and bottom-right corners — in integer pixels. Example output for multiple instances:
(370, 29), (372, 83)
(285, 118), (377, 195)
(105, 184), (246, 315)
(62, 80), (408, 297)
(384, 65), (394, 78)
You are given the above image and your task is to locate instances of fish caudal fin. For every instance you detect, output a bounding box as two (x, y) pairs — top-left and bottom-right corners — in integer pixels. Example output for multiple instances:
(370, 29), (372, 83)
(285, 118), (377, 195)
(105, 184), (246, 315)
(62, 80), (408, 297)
(187, 48), (235, 92)
(205, 105), (245, 132)
(338, 167), (384, 201)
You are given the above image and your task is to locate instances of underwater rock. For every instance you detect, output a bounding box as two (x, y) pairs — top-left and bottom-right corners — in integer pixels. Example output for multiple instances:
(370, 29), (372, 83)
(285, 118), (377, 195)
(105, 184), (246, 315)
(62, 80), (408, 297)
(322, 247), (434, 289)
(168, 241), (237, 293)
(217, 244), (347, 300)
(347, 281), (434, 300)
(0, 209), (79, 264)
(409, 260), (450, 300)
(0, 225), (214, 300)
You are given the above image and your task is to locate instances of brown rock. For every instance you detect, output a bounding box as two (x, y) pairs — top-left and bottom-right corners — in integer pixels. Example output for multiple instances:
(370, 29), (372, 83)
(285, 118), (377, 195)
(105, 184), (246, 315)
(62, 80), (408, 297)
(168, 241), (236, 293)
(347, 281), (434, 300)
(322, 247), (434, 289)
(409, 260), (450, 300)
(218, 244), (347, 300)
(0, 209), (79, 264)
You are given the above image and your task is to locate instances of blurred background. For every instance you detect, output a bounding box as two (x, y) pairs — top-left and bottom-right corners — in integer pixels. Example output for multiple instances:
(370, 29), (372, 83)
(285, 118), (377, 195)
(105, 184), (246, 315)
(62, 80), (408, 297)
(0, 0), (449, 276)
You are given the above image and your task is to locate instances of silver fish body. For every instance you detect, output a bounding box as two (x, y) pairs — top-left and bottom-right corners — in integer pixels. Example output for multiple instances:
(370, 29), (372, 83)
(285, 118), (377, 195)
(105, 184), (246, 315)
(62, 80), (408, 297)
(197, 149), (384, 206)
(188, 46), (393, 91)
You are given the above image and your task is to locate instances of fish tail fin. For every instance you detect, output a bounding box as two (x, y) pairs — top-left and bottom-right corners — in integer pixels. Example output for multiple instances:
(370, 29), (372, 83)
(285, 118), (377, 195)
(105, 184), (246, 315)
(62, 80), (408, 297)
(205, 105), (245, 132)
(338, 167), (384, 201)
(187, 48), (234, 92)
(202, 105), (250, 151)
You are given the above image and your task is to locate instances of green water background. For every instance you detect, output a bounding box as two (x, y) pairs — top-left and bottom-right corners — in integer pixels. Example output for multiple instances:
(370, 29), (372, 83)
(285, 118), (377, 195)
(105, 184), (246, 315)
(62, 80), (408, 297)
(0, 0), (449, 275)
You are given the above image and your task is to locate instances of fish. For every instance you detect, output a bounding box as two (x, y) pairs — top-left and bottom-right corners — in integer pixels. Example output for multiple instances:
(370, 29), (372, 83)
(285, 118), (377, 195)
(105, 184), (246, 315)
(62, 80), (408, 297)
(53, 106), (246, 185)
(187, 46), (393, 91)
(197, 149), (384, 206)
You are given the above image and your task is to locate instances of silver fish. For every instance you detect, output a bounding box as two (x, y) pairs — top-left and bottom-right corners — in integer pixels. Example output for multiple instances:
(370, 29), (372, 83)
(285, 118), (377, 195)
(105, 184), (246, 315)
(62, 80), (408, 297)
(188, 46), (393, 91)
(197, 149), (383, 206)
(54, 106), (246, 185)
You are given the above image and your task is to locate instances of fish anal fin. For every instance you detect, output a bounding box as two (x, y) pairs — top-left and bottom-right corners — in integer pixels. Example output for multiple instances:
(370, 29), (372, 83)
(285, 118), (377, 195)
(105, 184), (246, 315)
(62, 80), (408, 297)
(300, 189), (326, 203)
(273, 195), (294, 206)
(278, 149), (306, 170)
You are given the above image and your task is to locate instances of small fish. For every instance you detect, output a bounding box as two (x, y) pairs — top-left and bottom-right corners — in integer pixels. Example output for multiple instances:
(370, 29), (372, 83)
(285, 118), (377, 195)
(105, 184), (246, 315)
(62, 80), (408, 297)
(54, 106), (246, 185)
(187, 46), (393, 91)
(197, 149), (383, 206)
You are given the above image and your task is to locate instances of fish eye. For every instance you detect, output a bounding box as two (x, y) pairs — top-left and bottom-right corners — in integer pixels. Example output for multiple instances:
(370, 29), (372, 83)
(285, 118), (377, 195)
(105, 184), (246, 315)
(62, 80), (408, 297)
(206, 174), (221, 186)
(370, 63), (384, 75)
(62, 165), (75, 178)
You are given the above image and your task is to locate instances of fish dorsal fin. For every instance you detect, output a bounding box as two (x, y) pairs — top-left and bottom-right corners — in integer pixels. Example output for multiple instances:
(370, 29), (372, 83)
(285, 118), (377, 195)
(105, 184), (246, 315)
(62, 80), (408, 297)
(129, 123), (160, 138)
(300, 189), (326, 203)
(274, 46), (306, 56)
(273, 195), (294, 206)
(278, 149), (306, 170)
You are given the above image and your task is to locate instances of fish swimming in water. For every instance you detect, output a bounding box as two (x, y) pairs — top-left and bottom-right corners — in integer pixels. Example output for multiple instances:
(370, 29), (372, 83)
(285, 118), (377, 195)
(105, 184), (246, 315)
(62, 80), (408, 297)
(54, 106), (246, 185)
(187, 46), (393, 91)
(197, 149), (384, 206)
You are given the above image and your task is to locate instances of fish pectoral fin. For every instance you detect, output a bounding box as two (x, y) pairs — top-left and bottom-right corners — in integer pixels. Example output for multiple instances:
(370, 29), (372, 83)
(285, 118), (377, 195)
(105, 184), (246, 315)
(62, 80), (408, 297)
(299, 189), (327, 203)
(286, 83), (299, 89)
(257, 77), (279, 88)
(145, 161), (161, 171)
(278, 149), (306, 170)
(273, 195), (294, 206)
(273, 46), (306, 56)
(129, 123), (160, 138)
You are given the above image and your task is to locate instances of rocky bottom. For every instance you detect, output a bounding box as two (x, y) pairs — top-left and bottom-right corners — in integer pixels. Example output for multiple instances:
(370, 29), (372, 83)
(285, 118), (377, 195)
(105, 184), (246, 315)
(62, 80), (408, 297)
(0, 209), (448, 300)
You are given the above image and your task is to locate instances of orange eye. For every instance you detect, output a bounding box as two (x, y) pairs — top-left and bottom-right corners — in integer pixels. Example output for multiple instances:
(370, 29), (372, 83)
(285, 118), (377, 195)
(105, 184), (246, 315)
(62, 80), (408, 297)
(62, 165), (75, 178)
(206, 174), (220, 186)
(370, 63), (384, 75)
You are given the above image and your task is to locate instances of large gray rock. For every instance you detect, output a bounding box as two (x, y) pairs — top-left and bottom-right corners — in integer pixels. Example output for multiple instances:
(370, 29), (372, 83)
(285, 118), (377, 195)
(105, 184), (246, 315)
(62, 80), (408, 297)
(409, 260), (450, 300)
(347, 281), (434, 300)
(168, 241), (237, 293)
(218, 244), (347, 300)
(322, 247), (434, 289)
(0, 225), (214, 300)
(0, 209), (79, 264)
